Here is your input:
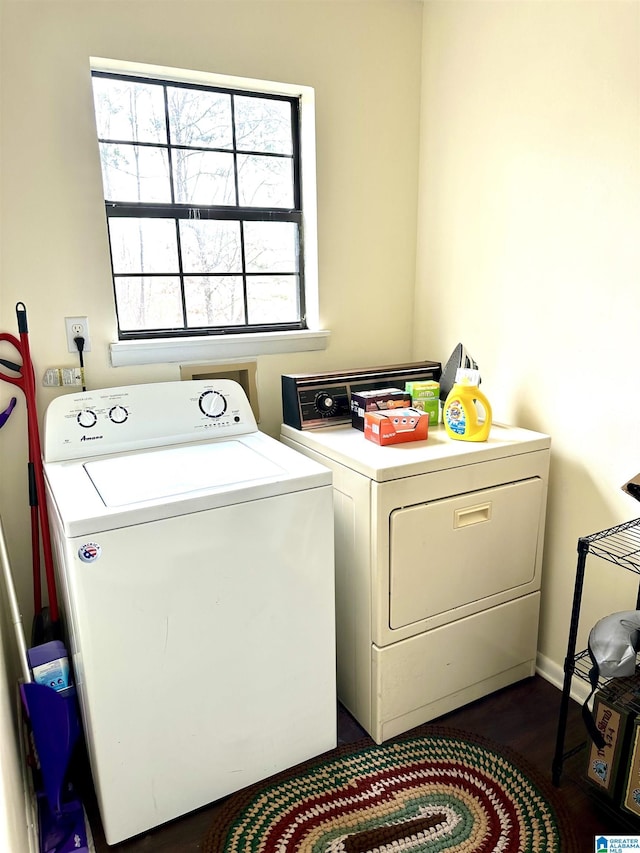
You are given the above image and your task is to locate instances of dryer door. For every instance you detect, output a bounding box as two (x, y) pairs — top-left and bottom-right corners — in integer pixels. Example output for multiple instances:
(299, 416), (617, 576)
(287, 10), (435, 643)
(389, 477), (543, 629)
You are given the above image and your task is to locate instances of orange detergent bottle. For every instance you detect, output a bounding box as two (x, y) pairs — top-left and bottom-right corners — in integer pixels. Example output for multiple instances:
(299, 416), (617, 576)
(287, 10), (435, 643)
(443, 368), (492, 442)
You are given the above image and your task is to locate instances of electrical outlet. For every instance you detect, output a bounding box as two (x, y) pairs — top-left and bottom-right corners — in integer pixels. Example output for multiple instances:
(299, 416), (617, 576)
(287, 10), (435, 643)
(64, 316), (91, 353)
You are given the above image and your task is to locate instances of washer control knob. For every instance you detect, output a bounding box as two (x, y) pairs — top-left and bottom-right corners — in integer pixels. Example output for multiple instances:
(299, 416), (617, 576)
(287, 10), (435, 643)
(77, 409), (97, 429)
(199, 390), (227, 418)
(108, 405), (129, 424)
(314, 392), (338, 417)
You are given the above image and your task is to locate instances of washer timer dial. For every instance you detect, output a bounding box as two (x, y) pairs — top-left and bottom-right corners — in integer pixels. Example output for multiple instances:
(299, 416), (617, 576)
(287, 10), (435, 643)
(199, 390), (227, 419)
(109, 405), (129, 424)
(76, 409), (97, 429)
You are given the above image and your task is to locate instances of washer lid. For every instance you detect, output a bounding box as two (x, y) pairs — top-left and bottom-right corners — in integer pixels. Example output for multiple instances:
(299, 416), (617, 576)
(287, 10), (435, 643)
(44, 430), (331, 538)
(84, 440), (283, 507)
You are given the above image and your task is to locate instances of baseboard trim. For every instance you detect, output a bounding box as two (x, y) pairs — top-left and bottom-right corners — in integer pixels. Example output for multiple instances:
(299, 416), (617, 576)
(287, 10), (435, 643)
(536, 653), (591, 705)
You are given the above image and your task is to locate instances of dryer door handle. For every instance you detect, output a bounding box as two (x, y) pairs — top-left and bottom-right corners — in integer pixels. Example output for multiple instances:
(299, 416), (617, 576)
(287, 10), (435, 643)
(454, 502), (492, 529)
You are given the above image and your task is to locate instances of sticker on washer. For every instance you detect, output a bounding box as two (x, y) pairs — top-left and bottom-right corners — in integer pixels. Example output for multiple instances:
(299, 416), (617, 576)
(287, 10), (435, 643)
(78, 543), (101, 563)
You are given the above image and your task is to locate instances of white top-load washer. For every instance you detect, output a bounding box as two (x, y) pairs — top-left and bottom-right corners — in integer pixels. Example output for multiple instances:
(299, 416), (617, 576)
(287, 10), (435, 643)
(280, 420), (551, 744)
(43, 380), (336, 846)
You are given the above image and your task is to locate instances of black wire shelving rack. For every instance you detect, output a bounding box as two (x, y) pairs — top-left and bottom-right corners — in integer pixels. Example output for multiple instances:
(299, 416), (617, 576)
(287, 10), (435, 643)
(552, 517), (640, 787)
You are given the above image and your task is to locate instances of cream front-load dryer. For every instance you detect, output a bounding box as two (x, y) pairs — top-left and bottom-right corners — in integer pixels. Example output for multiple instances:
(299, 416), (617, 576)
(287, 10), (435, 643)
(280, 419), (550, 744)
(43, 380), (336, 845)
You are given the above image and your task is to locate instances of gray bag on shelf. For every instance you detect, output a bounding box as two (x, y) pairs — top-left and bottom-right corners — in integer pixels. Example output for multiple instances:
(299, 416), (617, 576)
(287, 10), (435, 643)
(582, 610), (640, 748)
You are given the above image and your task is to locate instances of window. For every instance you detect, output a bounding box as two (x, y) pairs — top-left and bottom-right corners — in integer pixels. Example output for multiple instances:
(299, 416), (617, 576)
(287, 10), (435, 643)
(91, 70), (308, 340)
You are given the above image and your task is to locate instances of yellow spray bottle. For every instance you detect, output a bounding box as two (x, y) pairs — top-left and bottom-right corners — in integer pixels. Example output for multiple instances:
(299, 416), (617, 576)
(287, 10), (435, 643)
(443, 368), (492, 442)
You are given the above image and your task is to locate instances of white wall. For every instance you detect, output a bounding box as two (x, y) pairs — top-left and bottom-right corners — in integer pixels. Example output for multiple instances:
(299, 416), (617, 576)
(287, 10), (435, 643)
(416, 0), (640, 681)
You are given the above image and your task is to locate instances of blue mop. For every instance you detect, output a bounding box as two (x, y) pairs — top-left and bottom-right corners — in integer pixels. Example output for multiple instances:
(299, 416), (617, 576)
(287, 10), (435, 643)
(0, 516), (93, 852)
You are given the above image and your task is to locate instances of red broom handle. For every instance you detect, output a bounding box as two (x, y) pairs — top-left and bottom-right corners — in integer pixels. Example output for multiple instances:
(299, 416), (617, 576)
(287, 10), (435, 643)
(16, 304), (59, 626)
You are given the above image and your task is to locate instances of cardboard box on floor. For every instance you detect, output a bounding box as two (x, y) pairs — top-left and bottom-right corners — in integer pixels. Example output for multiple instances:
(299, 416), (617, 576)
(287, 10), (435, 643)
(585, 690), (634, 800)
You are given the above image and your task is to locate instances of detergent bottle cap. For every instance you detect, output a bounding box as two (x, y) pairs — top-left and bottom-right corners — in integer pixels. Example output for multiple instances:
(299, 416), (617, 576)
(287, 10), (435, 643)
(454, 368), (480, 386)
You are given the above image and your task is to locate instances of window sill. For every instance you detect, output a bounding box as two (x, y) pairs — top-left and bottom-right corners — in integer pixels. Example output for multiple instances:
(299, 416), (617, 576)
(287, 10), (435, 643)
(109, 329), (331, 367)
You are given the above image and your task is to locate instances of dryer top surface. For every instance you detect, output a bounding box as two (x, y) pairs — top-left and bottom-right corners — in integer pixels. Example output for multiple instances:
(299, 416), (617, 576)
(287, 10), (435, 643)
(280, 422), (550, 482)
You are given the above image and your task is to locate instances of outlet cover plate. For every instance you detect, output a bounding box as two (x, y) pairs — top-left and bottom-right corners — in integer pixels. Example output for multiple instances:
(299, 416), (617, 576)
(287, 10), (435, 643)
(64, 316), (91, 353)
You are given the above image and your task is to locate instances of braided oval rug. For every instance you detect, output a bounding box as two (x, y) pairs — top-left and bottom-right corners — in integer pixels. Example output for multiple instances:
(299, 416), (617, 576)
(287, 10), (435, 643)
(202, 726), (577, 853)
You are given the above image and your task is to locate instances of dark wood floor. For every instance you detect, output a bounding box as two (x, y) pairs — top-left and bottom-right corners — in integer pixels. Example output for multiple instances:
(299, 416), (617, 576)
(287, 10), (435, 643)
(81, 676), (638, 851)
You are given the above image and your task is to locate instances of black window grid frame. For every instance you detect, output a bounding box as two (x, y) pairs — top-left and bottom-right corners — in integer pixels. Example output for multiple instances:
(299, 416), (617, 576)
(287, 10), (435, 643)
(92, 70), (307, 339)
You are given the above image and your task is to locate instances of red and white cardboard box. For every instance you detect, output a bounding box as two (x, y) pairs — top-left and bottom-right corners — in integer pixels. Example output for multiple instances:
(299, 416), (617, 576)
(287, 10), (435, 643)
(364, 407), (429, 446)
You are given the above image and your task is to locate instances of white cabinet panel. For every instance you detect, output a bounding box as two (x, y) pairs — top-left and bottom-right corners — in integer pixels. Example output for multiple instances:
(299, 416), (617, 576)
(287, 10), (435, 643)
(390, 477), (543, 628)
(373, 593), (540, 742)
